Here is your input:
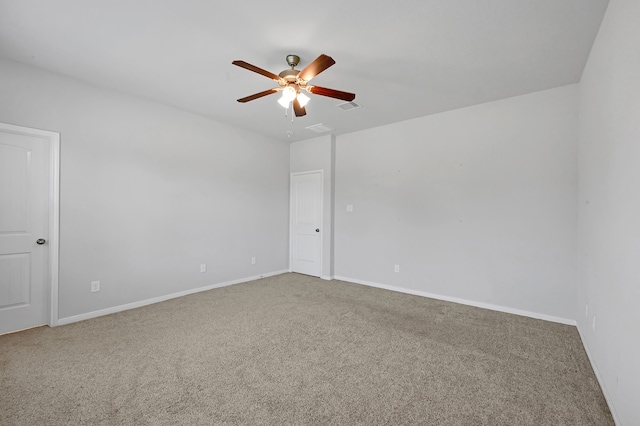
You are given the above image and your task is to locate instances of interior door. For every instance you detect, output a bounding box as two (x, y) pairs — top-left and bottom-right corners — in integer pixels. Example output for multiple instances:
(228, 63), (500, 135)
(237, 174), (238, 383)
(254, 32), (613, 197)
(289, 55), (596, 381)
(0, 123), (54, 334)
(290, 171), (322, 277)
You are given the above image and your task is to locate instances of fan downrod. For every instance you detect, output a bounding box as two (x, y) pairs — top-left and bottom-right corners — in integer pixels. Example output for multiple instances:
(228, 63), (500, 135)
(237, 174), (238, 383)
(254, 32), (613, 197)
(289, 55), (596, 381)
(280, 55), (302, 81)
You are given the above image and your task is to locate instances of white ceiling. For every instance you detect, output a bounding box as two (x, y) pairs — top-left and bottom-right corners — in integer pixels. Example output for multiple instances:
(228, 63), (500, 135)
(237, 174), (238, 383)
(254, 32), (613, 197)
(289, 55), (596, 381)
(0, 0), (609, 142)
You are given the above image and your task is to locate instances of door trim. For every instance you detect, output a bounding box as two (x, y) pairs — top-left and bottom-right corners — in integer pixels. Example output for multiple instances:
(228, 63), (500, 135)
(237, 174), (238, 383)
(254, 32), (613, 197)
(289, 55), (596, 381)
(289, 170), (323, 277)
(0, 122), (60, 328)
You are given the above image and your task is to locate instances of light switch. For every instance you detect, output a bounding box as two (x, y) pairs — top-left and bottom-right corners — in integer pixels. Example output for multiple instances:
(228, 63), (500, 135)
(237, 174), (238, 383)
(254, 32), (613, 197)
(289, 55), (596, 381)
(346, 205), (353, 212)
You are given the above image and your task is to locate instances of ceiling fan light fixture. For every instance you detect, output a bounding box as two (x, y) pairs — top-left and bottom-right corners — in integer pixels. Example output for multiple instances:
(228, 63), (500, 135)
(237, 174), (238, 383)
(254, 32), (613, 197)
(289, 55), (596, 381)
(282, 86), (297, 102)
(297, 92), (310, 107)
(233, 54), (356, 118)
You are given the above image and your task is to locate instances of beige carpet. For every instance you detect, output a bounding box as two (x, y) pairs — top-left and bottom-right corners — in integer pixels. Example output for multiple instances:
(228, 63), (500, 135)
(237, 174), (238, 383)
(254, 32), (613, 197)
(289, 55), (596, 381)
(0, 273), (613, 425)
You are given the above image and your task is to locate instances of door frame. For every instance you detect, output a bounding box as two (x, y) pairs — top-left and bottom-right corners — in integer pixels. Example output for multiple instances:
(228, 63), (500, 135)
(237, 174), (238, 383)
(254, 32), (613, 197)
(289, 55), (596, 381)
(289, 170), (323, 277)
(0, 122), (60, 328)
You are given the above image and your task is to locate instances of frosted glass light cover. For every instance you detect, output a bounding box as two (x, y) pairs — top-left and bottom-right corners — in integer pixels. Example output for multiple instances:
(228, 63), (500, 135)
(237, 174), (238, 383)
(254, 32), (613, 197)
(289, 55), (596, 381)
(282, 86), (297, 102)
(297, 92), (310, 107)
(278, 96), (290, 108)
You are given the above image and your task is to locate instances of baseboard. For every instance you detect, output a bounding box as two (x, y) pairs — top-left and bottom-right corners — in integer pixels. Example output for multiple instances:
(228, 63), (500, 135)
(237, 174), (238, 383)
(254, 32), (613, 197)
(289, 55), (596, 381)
(56, 270), (289, 326)
(333, 275), (577, 326)
(576, 325), (621, 425)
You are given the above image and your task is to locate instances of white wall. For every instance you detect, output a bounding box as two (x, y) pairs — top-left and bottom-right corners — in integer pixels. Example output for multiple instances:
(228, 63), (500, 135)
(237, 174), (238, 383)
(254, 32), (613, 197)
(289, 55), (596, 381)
(577, 0), (640, 423)
(335, 85), (578, 322)
(0, 58), (290, 320)
(290, 135), (334, 279)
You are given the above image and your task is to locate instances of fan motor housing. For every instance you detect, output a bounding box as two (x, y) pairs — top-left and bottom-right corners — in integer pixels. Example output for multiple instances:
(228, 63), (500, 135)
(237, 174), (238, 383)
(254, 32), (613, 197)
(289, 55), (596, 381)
(279, 69), (299, 82)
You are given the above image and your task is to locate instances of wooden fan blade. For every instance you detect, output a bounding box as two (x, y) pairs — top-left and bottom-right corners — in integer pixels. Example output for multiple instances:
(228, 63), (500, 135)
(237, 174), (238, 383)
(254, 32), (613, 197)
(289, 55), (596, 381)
(307, 85), (356, 102)
(232, 60), (282, 82)
(293, 98), (307, 117)
(298, 54), (336, 81)
(237, 88), (279, 103)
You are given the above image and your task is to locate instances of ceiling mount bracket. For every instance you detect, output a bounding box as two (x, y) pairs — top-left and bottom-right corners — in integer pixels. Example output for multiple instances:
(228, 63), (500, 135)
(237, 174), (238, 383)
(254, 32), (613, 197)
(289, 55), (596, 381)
(286, 54), (300, 69)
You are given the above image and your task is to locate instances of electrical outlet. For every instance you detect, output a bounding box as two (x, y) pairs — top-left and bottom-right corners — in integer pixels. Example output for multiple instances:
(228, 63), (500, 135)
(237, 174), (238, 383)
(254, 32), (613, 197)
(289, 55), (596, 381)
(592, 316), (596, 332)
(200, 263), (207, 273)
(251, 257), (256, 265)
(394, 264), (400, 273)
(91, 280), (100, 292)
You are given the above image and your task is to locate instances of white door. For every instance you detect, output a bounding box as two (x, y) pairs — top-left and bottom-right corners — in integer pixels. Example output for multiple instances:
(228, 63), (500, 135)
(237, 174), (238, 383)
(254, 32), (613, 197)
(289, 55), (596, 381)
(0, 123), (58, 335)
(290, 171), (322, 277)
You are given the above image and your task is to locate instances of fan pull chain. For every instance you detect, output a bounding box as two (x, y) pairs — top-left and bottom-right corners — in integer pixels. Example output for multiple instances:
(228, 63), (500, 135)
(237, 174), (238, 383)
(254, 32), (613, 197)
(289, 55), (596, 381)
(282, 102), (295, 123)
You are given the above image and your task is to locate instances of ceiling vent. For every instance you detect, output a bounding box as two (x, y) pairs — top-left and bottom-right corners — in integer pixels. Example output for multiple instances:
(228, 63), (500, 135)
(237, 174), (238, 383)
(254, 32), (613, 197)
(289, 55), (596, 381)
(305, 123), (333, 134)
(337, 101), (362, 111)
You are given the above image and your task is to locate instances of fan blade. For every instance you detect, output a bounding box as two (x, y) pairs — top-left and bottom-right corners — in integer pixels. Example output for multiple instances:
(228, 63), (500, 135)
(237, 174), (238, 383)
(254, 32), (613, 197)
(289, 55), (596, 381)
(237, 88), (279, 103)
(307, 85), (356, 102)
(293, 98), (307, 117)
(232, 60), (282, 82)
(298, 54), (336, 81)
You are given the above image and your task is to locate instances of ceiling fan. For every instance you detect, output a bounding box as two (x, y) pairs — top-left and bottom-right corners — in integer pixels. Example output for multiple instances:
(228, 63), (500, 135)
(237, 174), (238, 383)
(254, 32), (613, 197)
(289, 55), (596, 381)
(232, 54), (356, 117)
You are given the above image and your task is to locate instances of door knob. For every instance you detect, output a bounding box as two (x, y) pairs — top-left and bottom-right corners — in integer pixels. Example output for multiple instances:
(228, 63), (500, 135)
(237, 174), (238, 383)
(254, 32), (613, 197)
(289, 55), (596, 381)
(36, 239), (46, 245)
(315, 229), (320, 232)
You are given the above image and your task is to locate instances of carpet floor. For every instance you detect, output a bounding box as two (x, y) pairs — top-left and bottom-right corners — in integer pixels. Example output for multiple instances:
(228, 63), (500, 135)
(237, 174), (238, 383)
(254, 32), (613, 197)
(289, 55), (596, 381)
(0, 273), (613, 425)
